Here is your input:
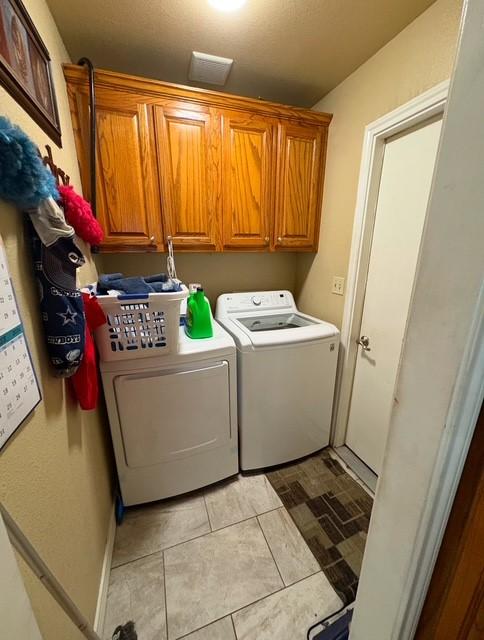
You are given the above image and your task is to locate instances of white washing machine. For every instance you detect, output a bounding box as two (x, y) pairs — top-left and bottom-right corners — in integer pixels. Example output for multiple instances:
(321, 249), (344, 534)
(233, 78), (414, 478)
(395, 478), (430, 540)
(100, 322), (238, 505)
(216, 291), (339, 470)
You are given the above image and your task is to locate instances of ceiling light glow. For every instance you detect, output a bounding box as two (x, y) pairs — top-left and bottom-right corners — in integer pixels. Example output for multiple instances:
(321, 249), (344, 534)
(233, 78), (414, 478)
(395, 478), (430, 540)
(208, 0), (246, 12)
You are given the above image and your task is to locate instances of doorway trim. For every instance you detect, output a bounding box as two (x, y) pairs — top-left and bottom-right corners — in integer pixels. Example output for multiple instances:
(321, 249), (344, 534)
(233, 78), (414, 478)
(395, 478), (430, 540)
(396, 282), (484, 637)
(332, 80), (450, 448)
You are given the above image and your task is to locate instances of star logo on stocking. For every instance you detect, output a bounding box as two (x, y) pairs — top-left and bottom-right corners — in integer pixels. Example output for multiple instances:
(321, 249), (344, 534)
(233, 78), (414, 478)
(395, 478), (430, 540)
(57, 306), (78, 326)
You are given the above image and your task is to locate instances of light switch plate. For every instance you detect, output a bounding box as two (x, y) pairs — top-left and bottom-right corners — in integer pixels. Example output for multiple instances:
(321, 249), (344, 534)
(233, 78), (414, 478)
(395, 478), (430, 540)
(332, 276), (345, 296)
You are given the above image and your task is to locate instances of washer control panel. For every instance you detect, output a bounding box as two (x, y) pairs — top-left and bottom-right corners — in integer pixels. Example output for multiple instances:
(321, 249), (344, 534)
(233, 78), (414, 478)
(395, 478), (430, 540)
(217, 291), (295, 315)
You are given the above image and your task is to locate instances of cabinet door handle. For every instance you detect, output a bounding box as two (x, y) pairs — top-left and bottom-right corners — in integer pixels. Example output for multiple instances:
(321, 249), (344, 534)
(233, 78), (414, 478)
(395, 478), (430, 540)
(264, 236), (270, 244)
(149, 235), (156, 245)
(277, 236), (282, 243)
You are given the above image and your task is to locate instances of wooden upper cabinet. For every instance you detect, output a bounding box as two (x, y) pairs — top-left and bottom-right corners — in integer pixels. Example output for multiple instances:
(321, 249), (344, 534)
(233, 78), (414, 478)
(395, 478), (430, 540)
(221, 111), (276, 250)
(274, 122), (326, 251)
(154, 104), (221, 250)
(64, 65), (331, 253)
(69, 87), (163, 251)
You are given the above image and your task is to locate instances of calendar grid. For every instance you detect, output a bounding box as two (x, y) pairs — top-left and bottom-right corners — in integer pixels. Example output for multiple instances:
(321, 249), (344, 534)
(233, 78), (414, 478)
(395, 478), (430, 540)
(0, 237), (41, 451)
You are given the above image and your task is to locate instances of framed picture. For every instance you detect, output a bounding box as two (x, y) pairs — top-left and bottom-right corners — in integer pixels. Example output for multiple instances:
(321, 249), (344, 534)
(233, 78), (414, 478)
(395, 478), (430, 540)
(0, 0), (61, 146)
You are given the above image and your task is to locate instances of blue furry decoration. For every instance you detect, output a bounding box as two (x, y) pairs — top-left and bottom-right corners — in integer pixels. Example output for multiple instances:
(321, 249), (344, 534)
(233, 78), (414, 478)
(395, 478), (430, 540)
(0, 117), (58, 209)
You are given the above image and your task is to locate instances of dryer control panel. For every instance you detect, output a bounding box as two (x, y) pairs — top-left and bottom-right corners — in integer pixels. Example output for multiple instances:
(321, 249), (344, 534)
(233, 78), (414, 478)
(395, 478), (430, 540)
(216, 291), (295, 316)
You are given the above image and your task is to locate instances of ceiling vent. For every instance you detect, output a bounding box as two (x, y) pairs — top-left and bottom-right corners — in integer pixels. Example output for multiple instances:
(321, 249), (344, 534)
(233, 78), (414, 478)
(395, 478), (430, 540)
(188, 51), (234, 86)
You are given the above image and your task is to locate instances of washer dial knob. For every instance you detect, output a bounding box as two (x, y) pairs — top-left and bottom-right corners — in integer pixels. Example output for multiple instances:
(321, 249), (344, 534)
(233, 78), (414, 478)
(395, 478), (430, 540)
(251, 296), (262, 306)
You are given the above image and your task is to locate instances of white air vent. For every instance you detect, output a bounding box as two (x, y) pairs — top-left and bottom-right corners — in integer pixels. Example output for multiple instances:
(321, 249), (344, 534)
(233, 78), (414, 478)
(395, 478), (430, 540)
(188, 51), (234, 86)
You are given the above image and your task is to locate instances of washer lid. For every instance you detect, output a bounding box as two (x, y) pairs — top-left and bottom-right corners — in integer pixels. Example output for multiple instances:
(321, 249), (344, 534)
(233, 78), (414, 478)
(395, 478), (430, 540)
(222, 312), (339, 348)
(237, 312), (317, 332)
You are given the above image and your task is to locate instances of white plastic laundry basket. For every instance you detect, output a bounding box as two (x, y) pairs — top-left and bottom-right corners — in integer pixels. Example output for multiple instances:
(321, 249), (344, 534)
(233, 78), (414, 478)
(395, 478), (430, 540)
(94, 286), (188, 362)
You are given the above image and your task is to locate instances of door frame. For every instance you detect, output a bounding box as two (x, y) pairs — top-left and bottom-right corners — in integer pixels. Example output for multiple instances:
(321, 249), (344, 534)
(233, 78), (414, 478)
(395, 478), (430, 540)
(332, 80), (449, 448)
(394, 285), (484, 637)
(414, 397), (483, 638)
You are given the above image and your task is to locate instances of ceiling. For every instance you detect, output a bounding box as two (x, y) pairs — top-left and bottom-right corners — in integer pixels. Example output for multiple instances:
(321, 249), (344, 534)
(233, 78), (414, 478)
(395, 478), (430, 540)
(47, 0), (435, 107)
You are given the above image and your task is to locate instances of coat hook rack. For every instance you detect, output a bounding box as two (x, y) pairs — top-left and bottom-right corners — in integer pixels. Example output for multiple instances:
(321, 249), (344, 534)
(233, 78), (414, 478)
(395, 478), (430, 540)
(40, 144), (70, 187)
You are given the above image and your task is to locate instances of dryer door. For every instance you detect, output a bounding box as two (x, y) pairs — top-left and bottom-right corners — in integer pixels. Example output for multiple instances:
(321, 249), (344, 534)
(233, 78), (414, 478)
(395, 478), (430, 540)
(114, 361), (231, 468)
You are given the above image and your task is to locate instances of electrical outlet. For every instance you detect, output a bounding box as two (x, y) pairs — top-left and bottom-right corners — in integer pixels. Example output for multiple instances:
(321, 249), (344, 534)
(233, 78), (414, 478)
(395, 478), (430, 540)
(332, 276), (345, 296)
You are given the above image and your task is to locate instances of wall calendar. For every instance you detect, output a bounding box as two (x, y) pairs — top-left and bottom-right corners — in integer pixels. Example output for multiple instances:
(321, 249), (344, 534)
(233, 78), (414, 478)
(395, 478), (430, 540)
(0, 236), (41, 450)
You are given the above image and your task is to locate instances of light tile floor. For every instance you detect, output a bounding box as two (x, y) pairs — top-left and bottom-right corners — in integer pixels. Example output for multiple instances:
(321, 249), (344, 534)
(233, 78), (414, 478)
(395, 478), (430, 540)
(103, 473), (342, 640)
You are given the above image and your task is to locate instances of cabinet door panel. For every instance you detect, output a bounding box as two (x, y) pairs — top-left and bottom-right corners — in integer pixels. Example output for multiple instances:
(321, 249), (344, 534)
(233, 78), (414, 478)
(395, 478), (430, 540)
(275, 123), (326, 250)
(97, 111), (146, 234)
(221, 112), (275, 249)
(155, 105), (220, 250)
(93, 92), (162, 250)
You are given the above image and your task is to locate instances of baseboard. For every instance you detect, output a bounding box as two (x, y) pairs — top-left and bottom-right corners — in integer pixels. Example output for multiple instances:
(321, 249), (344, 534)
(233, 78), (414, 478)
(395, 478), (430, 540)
(333, 445), (378, 494)
(94, 504), (116, 635)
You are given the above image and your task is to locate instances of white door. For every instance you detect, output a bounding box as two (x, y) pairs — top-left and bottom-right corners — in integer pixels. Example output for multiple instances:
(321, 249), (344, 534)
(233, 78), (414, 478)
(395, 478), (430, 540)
(114, 361), (231, 467)
(345, 116), (442, 475)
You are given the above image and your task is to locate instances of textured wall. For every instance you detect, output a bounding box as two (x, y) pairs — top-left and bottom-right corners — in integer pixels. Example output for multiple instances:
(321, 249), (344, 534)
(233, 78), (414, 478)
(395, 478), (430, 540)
(296, 0), (463, 327)
(99, 252), (298, 308)
(0, 0), (113, 638)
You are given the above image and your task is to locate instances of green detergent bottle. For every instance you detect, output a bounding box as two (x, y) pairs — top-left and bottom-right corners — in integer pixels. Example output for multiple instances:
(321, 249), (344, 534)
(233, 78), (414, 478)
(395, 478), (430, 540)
(185, 287), (213, 339)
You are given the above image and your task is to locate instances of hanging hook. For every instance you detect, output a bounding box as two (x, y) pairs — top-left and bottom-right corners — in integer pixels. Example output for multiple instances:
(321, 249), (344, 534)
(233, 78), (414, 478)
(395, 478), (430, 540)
(39, 144), (70, 187)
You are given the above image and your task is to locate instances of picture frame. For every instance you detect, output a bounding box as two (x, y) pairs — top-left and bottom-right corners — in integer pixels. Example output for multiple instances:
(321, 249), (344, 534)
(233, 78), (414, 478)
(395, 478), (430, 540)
(0, 0), (61, 146)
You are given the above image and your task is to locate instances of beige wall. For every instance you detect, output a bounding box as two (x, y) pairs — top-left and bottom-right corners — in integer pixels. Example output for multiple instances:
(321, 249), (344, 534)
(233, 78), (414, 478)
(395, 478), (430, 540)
(296, 0), (463, 327)
(351, 0), (482, 633)
(99, 252), (298, 308)
(0, 1), (112, 638)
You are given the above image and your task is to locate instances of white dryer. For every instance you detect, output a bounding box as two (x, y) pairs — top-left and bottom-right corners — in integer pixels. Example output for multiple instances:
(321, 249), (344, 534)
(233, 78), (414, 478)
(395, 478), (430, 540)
(100, 322), (238, 505)
(216, 291), (339, 470)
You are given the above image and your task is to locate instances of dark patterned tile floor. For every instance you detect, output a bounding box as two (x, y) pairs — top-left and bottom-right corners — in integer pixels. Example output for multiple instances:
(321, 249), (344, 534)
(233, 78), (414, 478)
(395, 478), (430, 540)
(266, 449), (374, 605)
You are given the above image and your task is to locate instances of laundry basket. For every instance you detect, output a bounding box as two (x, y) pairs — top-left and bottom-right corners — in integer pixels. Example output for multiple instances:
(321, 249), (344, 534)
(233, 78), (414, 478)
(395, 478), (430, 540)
(95, 286), (188, 362)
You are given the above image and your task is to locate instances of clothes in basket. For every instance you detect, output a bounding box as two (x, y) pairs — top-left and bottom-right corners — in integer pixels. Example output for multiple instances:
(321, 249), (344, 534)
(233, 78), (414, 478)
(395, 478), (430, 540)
(97, 272), (181, 295)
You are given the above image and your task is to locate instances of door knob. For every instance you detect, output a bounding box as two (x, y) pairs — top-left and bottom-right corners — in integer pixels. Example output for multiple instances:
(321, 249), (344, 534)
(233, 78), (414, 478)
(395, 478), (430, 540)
(357, 335), (371, 351)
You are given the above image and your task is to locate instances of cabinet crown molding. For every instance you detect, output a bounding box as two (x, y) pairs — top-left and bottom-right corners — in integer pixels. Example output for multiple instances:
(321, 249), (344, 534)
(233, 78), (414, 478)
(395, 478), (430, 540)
(63, 64), (332, 126)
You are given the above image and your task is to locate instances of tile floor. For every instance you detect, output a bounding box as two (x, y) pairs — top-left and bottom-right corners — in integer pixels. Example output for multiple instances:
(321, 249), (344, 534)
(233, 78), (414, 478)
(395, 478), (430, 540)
(103, 473), (342, 640)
